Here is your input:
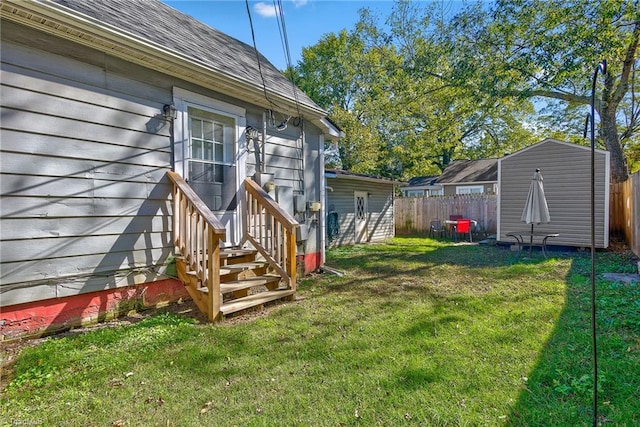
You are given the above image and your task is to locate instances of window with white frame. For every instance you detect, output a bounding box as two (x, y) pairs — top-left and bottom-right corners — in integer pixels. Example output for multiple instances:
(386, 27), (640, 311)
(188, 106), (235, 188)
(456, 185), (484, 195)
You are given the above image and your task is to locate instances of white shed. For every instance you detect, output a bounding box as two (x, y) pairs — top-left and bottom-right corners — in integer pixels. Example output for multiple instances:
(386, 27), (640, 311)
(325, 170), (399, 248)
(498, 138), (610, 248)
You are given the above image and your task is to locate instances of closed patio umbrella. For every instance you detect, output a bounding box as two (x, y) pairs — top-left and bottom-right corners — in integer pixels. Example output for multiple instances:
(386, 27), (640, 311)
(521, 168), (551, 255)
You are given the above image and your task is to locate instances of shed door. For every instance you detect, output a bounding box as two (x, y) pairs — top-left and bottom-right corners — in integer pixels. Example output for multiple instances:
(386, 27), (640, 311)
(354, 191), (368, 243)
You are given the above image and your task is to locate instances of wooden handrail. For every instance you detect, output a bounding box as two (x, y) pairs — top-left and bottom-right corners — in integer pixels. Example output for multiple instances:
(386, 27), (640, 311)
(167, 171), (225, 321)
(244, 178), (298, 231)
(167, 171), (226, 235)
(244, 178), (298, 289)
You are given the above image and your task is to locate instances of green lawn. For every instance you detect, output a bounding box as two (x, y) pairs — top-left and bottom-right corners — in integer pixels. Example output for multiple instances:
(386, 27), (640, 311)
(2, 237), (639, 426)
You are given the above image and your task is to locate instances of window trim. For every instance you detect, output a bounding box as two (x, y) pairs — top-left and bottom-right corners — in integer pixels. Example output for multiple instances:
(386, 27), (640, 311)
(455, 185), (484, 195)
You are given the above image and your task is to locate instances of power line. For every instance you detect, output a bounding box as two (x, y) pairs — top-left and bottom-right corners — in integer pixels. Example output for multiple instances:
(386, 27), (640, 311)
(274, 0), (301, 119)
(245, 0), (303, 131)
(245, 0), (277, 110)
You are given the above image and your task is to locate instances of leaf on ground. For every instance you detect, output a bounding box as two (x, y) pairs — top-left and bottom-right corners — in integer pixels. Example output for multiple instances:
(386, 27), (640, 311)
(200, 401), (213, 415)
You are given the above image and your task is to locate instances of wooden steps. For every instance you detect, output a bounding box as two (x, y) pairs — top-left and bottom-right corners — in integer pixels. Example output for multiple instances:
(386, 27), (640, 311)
(220, 248), (257, 260)
(176, 246), (293, 320)
(219, 262), (267, 276)
(220, 290), (295, 316)
(198, 275), (281, 294)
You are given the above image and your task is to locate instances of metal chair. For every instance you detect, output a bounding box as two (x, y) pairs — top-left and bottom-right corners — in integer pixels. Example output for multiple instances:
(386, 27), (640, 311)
(429, 219), (446, 238)
(455, 219), (472, 242)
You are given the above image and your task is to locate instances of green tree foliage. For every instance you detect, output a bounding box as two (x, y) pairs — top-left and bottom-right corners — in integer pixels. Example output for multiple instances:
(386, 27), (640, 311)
(447, 0), (640, 181)
(293, 0), (639, 180)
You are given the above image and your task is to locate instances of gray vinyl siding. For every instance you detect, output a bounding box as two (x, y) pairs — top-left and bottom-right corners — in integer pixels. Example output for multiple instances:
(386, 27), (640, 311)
(498, 139), (609, 248)
(1, 22), (328, 305)
(1, 32), (174, 306)
(244, 120), (324, 256)
(326, 177), (395, 248)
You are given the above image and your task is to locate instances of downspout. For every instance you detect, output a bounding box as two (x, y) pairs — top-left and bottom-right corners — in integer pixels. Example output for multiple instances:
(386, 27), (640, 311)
(319, 135), (326, 266)
(261, 111), (267, 173)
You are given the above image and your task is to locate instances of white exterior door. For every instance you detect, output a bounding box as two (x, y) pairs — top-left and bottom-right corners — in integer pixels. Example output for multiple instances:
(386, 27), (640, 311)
(354, 191), (368, 243)
(172, 88), (247, 245)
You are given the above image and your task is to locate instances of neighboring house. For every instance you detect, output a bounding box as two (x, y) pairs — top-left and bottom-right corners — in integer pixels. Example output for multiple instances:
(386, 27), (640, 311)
(435, 159), (498, 196)
(400, 176), (443, 197)
(325, 170), (399, 248)
(1, 0), (341, 338)
(497, 138), (610, 248)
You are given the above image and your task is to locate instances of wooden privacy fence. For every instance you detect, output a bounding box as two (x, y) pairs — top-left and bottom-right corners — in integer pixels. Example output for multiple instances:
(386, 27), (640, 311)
(395, 195), (498, 236)
(610, 171), (639, 256)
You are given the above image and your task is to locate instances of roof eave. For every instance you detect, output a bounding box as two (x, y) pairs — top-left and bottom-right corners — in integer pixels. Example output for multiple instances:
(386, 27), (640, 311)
(1, 0), (335, 133)
(325, 171), (401, 185)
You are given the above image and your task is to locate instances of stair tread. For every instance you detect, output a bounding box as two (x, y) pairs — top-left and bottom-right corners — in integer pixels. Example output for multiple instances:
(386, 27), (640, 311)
(220, 275), (281, 293)
(221, 262), (267, 273)
(188, 262), (267, 277)
(197, 275), (281, 294)
(220, 290), (295, 315)
(220, 248), (257, 259)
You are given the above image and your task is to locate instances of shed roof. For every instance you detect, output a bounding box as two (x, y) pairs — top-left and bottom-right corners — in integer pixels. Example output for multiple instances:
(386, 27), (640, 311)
(435, 159), (498, 184)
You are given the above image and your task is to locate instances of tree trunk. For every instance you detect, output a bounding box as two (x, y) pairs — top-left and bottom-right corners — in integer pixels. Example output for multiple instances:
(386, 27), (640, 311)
(600, 106), (629, 183)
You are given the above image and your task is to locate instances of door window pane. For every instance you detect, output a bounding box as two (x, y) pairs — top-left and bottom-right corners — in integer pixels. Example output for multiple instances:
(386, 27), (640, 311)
(192, 140), (203, 160)
(356, 196), (365, 220)
(203, 121), (214, 140)
(204, 141), (214, 160)
(191, 117), (202, 139)
(214, 123), (223, 143)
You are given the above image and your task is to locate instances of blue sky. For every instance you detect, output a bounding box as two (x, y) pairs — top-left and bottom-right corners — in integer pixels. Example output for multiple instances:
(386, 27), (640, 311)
(162, 0), (399, 70)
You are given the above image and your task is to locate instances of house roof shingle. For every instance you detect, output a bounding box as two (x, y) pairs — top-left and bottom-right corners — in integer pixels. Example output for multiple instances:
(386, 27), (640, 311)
(49, 0), (318, 110)
(407, 176), (439, 186)
(435, 159), (498, 184)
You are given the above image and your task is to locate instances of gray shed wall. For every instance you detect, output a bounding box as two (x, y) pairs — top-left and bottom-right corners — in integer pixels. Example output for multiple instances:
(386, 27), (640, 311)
(498, 139), (609, 248)
(326, 177), (395, 247)
(1, 23), (326, 305)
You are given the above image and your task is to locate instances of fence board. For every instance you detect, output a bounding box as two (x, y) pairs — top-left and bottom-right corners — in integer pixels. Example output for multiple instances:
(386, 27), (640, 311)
(395, 195), (498, 237)
(610, 171), (639, 256)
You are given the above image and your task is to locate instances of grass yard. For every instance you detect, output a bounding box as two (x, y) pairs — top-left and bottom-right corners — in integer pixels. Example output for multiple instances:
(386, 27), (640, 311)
(1, 237), (639, 426)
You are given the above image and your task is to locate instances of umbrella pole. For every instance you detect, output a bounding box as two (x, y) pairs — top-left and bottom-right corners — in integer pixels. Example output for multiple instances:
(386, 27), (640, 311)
(529, 223), (534, 257)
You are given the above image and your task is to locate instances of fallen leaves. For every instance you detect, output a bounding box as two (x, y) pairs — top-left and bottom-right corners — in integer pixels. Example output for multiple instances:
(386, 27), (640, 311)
(200, 401), (214, 415)
(145, 396), (165, 406)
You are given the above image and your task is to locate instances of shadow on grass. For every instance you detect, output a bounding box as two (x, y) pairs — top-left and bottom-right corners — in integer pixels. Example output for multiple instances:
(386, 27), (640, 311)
(315, 239), (549, 300)
(316, 237), (639, 425)
(505, 253), (640, 426)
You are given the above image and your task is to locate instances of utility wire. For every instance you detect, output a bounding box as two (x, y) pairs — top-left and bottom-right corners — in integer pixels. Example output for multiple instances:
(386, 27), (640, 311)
(274, 0), (302, 119)
(245, 0), (277, 110)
